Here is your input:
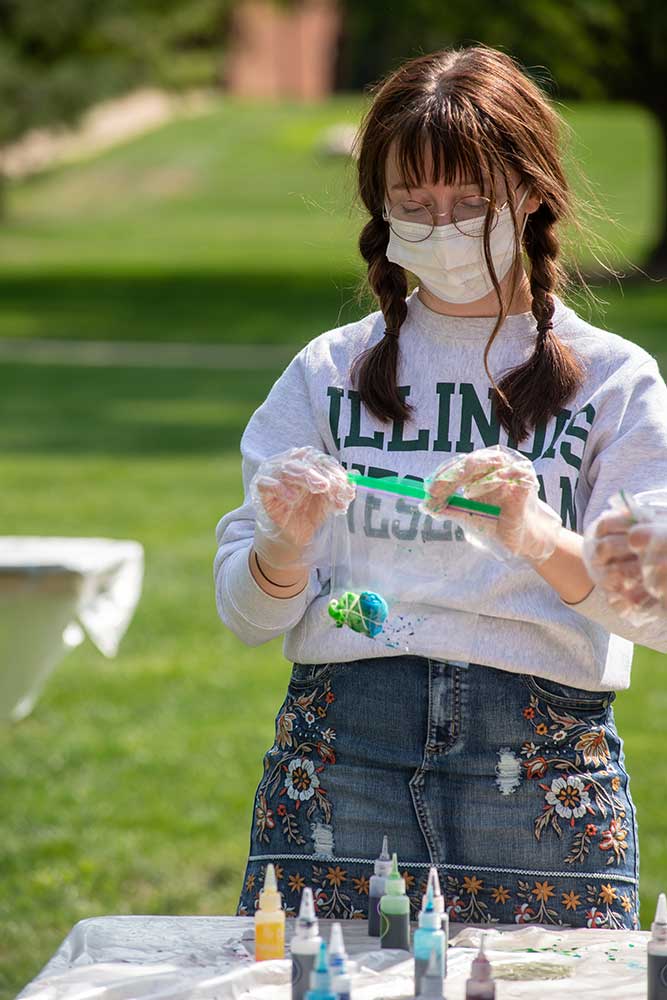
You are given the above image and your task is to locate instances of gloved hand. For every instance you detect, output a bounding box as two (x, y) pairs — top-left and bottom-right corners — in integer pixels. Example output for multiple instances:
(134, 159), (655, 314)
(629, 521), (667, 610)
(249, 446), (355, 571)
(582, 493), (663, 626)
(421, 445), (562, 563)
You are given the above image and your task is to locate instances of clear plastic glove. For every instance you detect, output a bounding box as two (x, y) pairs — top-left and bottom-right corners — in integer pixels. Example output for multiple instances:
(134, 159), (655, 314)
(630, 522), (667, 610)
(249, 446), (355, 571)
(582, 492), (664, 626)
(421, 445), (562, 563)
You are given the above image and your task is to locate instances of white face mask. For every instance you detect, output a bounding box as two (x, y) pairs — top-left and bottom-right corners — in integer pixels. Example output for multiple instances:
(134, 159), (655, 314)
(385, 188), (529, 304)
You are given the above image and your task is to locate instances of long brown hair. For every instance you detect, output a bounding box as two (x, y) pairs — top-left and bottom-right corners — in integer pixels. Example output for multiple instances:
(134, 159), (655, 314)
(351, 45), (585, 444)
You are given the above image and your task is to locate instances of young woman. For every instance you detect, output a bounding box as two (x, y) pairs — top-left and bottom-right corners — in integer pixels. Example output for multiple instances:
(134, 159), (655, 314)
(215, 45), (667, 928)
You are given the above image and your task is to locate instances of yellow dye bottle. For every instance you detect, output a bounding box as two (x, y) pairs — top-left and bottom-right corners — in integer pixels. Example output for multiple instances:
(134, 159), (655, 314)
(254, 863), (285, 961)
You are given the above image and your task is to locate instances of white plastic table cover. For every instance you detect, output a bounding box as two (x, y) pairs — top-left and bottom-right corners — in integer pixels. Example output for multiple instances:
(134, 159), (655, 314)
(17, 914), (650, 999)
(0, 537), (144, 722)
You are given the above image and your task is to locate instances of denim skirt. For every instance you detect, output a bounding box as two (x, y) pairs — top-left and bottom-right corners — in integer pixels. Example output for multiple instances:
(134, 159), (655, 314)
(237, 656), (639, 928)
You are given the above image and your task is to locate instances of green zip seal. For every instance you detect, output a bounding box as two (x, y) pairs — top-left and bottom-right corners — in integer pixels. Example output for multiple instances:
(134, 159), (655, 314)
(347, 472), (501, 518)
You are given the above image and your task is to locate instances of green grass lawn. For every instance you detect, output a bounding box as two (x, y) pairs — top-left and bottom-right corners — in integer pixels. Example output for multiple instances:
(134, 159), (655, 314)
(0, 363), (288, 997)
(1, 97), (666, 997)
(0, 97), (663, 348)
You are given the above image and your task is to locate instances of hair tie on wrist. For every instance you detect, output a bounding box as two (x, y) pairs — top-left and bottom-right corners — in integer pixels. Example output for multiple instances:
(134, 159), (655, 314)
(254, 551), (303, 588)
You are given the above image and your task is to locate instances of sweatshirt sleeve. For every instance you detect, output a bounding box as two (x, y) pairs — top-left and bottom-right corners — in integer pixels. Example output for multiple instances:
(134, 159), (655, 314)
(213, 345), (329, 646)
(565, 357), (667, 652)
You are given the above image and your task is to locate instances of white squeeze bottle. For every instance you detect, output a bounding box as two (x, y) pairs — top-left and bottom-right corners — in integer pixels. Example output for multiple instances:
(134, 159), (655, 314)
(368, 834), (392, 937)
(329, 922), (352, 1000)
(292, 888), (322, 1000)
(648, 893), (667, 1000)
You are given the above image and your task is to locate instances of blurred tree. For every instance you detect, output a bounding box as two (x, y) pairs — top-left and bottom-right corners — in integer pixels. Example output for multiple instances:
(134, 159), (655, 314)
(336, 0), (625, 98)
(606, 0), (667, 271)
(336, 0), (665, 273)
(0, 0), (230, 212)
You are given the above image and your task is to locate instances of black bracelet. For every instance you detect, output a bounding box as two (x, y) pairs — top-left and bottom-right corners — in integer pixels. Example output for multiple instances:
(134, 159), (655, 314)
(254, 551), (304, 588)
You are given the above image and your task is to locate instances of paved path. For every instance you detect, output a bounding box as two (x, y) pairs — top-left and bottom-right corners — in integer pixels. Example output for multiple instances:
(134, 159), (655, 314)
(0, 337), (297, 370)
(0, 336), (664, 374)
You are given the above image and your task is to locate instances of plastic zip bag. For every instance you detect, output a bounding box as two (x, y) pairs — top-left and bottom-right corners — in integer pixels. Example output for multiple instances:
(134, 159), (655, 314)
(328, 474), (500, 656)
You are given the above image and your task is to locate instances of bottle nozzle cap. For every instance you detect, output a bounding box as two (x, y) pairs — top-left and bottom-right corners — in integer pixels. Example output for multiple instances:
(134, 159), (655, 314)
(427, 865), (442, 898)
(259, 863), (282, 912)
(264, 863), (277, 892)
(418, 883), (440, 929)
(385, 852), (406, 895)
(315, 939), (328, 973)
(329, 921), (346, 959)
(296, 886), (318, 936)
(653, 892), (667, 933)
(380, 834), (390, 861)
(309, 939), (331, 989)
(424, 865), (444, 915)
(374, 834), (393, 876)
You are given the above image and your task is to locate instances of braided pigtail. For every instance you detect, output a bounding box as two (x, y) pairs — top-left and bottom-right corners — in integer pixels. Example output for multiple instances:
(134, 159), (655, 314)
(351, 214), (411, 423)
(494, 205), (585, 442)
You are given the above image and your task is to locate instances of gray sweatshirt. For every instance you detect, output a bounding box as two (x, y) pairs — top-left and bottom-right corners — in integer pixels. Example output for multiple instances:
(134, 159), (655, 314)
(214, 289), (667, 691)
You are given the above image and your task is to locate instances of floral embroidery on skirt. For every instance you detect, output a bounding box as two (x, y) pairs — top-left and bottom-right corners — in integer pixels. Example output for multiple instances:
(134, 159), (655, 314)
(236, 657), (639, 929)
(519, 691), (631, 871)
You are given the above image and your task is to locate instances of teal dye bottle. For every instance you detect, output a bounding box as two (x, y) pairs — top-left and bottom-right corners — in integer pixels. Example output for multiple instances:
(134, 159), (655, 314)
(305, 940), (336, 1000)
(413, 883), (445, 996)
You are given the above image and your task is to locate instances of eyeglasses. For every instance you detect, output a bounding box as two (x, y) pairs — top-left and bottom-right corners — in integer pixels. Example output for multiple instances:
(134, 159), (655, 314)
(383, 181), (524, 242)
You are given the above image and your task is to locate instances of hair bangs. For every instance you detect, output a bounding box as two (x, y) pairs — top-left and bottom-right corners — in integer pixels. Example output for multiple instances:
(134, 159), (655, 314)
(392, 99), (490, 193)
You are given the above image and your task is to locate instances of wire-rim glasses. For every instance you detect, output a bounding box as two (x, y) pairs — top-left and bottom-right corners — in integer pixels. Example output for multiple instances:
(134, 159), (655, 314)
(383, 181), (524, 242)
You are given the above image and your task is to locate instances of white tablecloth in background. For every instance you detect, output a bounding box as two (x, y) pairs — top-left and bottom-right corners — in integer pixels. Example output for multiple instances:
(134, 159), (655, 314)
(17, 914), (650, 999)
(0, 537), (144, 721)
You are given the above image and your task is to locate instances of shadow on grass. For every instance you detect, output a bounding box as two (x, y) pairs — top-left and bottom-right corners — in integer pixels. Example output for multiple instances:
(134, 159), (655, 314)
(2, 277), (665, 458)
(0, 362), (281, 456)
(1, 271), (665, 358)
(0, 271), (368, 345)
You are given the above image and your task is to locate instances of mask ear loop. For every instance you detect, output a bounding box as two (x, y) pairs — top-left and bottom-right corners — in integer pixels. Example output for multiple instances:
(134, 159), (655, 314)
(514, 186), (531, 240)
(518, 188), (543, 234)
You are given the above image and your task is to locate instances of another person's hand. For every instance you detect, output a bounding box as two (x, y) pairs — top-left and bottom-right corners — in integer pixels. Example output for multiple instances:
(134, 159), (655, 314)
(250, 446), (355, 571)
(422, 445), (562, 563)
(583, 503), (661, 624)
(629, 522), (667, 610)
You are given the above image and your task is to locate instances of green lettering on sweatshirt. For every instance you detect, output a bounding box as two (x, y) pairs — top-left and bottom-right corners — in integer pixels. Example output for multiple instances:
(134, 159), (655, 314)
(455, 384), (501, 452)
(560, 475), (578, 530)
(388, 386), (430, 451)
(433, 382), (455, 452)
(344, 390), (385, 450)
(327, 386), (344, 449)
(560, 404), (596, 470)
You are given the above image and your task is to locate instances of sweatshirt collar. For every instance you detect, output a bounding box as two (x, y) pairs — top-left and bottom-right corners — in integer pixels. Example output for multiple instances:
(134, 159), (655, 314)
(405, 287), (572, 341)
